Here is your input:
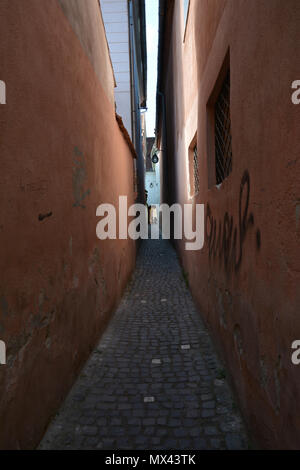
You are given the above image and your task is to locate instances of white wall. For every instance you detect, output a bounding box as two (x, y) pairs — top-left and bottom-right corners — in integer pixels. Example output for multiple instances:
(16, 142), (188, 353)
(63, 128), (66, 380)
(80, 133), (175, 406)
(146, 164), (160, 205)
(100, 0), (132, 137)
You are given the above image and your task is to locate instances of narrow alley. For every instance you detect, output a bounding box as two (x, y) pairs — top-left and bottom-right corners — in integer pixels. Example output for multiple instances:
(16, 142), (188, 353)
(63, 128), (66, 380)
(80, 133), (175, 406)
(1, 0), (300, 452)
(39, 236), (248, 450)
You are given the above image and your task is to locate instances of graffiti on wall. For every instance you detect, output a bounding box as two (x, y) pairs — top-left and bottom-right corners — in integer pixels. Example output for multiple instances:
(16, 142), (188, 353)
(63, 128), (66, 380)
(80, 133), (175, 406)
(206, 170), (261, 273)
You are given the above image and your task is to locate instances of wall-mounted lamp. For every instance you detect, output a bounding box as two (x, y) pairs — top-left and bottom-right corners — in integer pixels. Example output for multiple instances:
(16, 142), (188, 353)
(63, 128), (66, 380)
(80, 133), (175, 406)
(151, 152), (159, 164)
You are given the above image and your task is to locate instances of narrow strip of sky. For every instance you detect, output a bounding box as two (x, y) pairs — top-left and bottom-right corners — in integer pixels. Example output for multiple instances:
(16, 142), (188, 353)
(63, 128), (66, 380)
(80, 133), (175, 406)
(145, 0), (159, 137)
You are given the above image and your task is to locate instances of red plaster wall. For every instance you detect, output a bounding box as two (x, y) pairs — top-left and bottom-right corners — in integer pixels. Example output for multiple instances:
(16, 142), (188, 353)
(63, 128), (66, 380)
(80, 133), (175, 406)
(161, 0), (300, 449)
(0, 0), (136, 449)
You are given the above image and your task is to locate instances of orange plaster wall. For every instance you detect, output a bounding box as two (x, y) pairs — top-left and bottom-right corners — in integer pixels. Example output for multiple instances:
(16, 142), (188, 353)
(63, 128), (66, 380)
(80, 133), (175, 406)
(0, 0), (136, 449)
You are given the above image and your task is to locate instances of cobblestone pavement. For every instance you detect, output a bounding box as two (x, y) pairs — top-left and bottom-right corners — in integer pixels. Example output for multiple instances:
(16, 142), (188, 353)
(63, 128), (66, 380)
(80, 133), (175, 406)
(39, 235), (249, 450)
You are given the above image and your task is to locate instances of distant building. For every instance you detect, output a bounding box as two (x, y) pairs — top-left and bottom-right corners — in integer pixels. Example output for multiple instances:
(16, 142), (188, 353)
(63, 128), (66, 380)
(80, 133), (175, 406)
(145, 137), (160, 207)
(100, 0), (147, 202)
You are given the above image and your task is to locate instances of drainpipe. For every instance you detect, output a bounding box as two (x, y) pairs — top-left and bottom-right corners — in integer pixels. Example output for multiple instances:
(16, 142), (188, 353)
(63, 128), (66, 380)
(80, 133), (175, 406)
(157, 90), (167, 154)
(157, 90), (168, 206)
(128, 0), (145, 203)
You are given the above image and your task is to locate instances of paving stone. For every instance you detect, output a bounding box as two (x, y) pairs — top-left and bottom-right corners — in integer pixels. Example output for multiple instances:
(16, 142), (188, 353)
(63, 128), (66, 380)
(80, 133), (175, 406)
(201, 394), (214, 401)
(210, 438), (222, 449)
(96, 417), (107, 427)
(189, 427), (204, 438)
(81, 426), (98, 436)
(79, 416), (95, 425)
(109, 427), (125, 437)
(111, 418), (122, 426)
(144, 396), (155, 403)
(128, 418), (141, 426)
(225, 433), (244, 450)
(144, 427), (155, 436)
(157, 427), (168, 437)
(39, 236), (249, 451)
(117, 403), (132, 410)
(202, 410), (215, 418)
(143, 418), (155, 426)
(152, 359), (162, 365)
(174, 428), (187, 438)
(127, 426), (142, 437)
(168, 418), (181, 427)
(164, 438), (178, 449)
(186, 410), (198, 419)
(202, 401), (216, 409)
(84, 437), (99, 448)
(204, 426), (218, 436)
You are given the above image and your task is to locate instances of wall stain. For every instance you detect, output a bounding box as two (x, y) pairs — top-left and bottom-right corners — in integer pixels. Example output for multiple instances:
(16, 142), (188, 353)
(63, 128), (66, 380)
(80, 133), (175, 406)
(19, 169), (48, 196)
(73, 146), (91, 208)
(90, 248), (107, 297)
(38, 212), (52, 222)
(259, 355), (269, 390)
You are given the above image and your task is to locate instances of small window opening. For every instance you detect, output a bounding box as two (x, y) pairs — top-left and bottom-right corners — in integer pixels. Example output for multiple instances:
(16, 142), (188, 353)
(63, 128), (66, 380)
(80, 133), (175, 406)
(189, 140), (199, 198)
(214, 70), (232, 185)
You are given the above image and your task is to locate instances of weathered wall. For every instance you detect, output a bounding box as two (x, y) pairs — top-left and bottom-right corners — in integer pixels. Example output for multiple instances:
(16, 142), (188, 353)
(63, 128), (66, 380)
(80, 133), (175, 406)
(58, 0), (116, 106)
(0, 0), (136, 449)
(160, 0), (300, 449)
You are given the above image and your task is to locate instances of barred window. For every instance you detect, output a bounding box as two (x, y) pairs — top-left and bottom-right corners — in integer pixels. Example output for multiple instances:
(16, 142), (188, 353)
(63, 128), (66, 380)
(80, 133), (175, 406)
(183, 0), (190, 41)
(189, 140), (199, 197)
(214, 70), (232, 185)
(193, 145), (199, 195)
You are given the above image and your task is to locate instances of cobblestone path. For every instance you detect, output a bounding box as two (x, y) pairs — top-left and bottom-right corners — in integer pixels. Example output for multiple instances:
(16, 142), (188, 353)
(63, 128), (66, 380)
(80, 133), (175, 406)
(39, 236), (249, 450)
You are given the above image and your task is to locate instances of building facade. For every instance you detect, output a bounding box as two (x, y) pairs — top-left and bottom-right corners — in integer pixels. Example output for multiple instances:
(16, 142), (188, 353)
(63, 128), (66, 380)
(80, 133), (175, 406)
(0, 0), (144, 449)
(156, 0), (300, 449)
(100, 0), (147, 202)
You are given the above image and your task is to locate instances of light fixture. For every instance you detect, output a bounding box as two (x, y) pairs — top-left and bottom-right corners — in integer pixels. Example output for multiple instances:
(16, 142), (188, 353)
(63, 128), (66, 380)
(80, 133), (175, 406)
(152, 152), (159, 164)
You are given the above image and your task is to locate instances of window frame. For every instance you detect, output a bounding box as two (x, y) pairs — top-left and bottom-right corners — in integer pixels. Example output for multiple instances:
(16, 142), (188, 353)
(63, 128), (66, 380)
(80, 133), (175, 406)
(206, 50), (232, 189)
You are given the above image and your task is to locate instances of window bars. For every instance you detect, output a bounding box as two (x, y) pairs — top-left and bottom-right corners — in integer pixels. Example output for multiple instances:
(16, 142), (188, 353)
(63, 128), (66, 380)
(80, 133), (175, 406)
(193, 145), (200, 195)
(214, 71), (232, 185)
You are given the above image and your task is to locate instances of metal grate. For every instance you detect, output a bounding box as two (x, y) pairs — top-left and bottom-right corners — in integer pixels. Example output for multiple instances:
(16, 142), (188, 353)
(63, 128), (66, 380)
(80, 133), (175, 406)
(193, 145), (200, 195)
(215, 71), (232, 185)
